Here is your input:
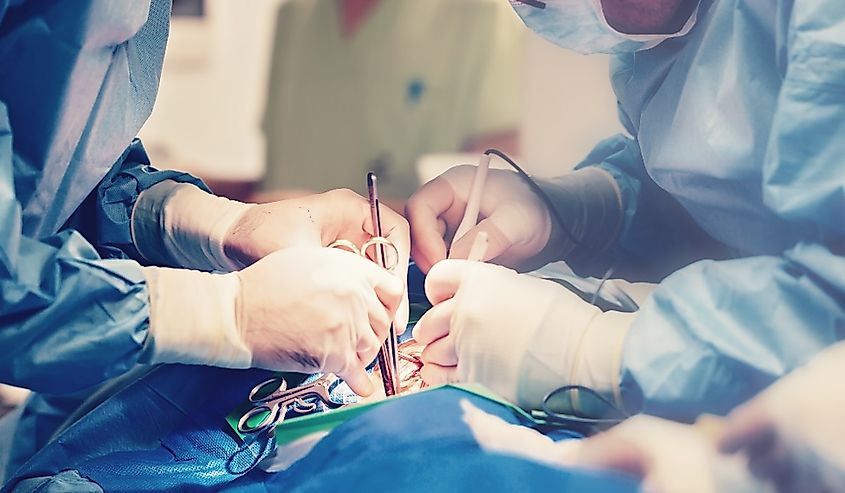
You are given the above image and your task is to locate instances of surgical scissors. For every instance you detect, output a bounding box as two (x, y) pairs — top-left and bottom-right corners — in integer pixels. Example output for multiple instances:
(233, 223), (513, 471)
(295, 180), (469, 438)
(237, 373), (344, 436)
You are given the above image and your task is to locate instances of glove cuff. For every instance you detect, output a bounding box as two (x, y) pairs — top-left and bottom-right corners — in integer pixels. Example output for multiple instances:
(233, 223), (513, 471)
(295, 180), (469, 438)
(132, 182), (253, 271)
(534, 167), (623, 267)
(517, 293), (633, 418)
(142, 266), (252, 368)
(568, 310), (633, 416)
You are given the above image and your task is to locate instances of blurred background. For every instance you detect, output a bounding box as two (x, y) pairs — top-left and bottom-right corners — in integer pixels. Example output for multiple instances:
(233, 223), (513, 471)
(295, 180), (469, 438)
(139, 0), (623, 206)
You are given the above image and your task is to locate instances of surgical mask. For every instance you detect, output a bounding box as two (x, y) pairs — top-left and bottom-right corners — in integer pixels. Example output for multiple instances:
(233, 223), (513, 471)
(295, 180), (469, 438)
(510, 0), (698, 55)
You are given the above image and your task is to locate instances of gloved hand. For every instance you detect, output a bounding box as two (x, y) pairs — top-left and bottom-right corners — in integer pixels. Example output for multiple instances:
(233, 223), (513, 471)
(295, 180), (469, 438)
(132, 183), (411, 333)
(143, 247), (404, 396)
(405, 164), (622, 273)
(413, 259), (633, 416)
(570, 415), (767, 493)
(718, 342), (845, 493)
(459, 401), (766, 493)
(405, 165), (553, 273)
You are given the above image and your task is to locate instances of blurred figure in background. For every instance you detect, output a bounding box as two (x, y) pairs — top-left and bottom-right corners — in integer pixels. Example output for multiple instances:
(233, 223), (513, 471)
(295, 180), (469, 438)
(256, 0), (524, 204)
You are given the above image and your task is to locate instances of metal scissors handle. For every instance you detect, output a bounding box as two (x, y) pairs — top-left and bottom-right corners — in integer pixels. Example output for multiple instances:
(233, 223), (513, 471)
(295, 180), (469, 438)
(328, 237), (399, 272)
(237, 374), (343, 435)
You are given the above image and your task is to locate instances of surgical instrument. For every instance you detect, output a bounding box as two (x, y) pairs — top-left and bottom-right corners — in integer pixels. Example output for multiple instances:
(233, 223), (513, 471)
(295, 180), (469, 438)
(451, 152), (492, 249)
(237, 373), (344, 436)
(367, 172), (400, 397)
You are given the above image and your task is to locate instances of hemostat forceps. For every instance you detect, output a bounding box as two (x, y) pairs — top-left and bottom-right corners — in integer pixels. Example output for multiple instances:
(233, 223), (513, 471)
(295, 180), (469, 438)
(364, 173), (401, 397)
(237, 373), (343, 436)
(325, 173), (401, 397)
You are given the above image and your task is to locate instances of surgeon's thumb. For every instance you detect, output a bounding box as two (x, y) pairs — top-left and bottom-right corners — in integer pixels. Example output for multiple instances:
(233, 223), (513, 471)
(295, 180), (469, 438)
(449, 216), (513, 263)
(424, 259), (472, 305)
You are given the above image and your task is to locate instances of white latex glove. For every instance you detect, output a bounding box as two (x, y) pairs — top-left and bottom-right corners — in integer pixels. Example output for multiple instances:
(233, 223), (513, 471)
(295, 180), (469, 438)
(143, 247), (403, 396)
(132, 183), (411, 333)
(132, 181), (254, 272)
(405, 165), (553, 273)
(718, 342), (845, 493)
(460, 400), (767, 493)
(571, 415), (768, 493)
(413, 259), (633, 416)
(405, 165), (622, 274)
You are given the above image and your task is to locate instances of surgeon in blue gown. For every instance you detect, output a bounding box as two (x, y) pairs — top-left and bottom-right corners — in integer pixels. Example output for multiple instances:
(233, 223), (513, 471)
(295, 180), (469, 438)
(0, 0), (413, 481)
(408, 0), (845, 421)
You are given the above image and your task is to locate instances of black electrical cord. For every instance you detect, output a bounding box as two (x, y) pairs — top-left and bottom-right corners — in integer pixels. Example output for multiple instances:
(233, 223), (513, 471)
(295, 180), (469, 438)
(514, 0), (547, 9)
(484, 148), (591, 251)
(481, 149), (619, 307)
(535, 384), (630, 429)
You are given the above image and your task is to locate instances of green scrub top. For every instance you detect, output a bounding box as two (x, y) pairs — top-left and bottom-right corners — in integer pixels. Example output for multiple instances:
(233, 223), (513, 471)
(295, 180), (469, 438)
(261, 0), (524, 198)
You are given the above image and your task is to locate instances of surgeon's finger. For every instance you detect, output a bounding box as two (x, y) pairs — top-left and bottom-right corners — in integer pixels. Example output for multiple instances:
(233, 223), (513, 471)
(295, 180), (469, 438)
(373, 279), (405, 341)
(420, 362), (460, 386)
(378, 205), (411, 287)
(366, 262), (404, 317)
(449, 216), (513, 263)
(364, 290), (392, 343)
(717, 402), (798, 484)
(718, 403), (777, 455)
(406, 178), (455, 273)
(380, 206), (410, 267)
(393, 288), (409, 336)
(350, 287), (382, 363)
(745, 436), (793, 484)
(357, 340), (381, 368)
(421, 334), (458, 367)
(387, 250), (410, 338)
(413, 298), (457, 345)
(350, 255), (404, 345)
(424, 259), (475, 305)
(576, 435), (651, 479)
(340, 358), (375, 397)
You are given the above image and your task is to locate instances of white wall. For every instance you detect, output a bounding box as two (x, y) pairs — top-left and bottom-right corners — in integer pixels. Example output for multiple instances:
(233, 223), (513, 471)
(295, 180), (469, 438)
(519, 30), (623, 177)
(140, 0), (285, 181)
(141, 1), (622, 182)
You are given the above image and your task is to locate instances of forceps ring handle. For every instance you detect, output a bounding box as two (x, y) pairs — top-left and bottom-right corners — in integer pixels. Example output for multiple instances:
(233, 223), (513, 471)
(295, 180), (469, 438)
(360, 237), (399, 272)
(328, 238), (399, 272)
(237, 403), (286, 434)
(247, 377), (289, 403)
(327, 239), (360, 255)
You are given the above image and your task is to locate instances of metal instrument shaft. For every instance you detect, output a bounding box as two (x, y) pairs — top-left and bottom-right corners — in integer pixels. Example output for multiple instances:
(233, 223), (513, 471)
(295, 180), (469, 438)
(367, 172), (400, 396)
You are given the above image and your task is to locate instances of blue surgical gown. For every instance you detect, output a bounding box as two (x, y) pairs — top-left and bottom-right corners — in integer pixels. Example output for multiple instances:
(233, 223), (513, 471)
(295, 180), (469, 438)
(561, 0), (845, 420)
(0, 0), (204, 394)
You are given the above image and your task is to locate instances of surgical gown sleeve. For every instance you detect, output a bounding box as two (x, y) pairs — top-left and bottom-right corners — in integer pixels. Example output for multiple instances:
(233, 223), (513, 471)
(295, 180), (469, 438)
(619, 0), (845, 421)
(538, 133), (730, 281)
(71, 139), (208, 262)
(0, 104), (156, 395)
